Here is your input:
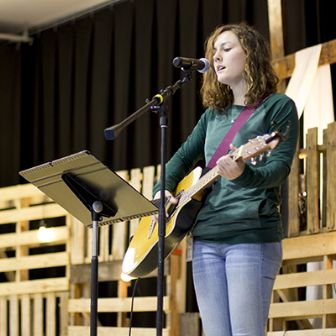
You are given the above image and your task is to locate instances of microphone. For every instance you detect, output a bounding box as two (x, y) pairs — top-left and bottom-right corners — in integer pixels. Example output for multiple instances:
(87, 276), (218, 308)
(173, 57), (210, 73)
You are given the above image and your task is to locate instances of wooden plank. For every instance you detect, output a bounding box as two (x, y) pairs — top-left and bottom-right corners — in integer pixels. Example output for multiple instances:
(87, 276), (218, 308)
(267, 0), (284, 59)
(130, 168), (142, 192)
(21, 294), (31, 336)
(99, 224), (109, 262)
(71, 217), (85, 264)
(267, 0), (287, 92)
(59, 293), (69, 336)
(0, 297), (7, 336)
(269, 298), (336, 319)
(33, 294), (43, 336)
(272, 39), (336, 80)
(129, 167), (143, 237)
(322, 129), (328, 229)
(0, 278), (68, 295)
(15, 198), (30, 283)
(180, 313), (200, 336)
(68, 296), (170, 313)
(71, 261), (122, 283)
(142, 166), (155, 199)
(85, 226), (92, 263)
(111, 218), (127, 260)
(273, 269), (336, 290)
(326, 123), (336, 230)
(0, 252), (68, 272)
(287, 143), (300, 237)
(9, 295), (19, 336)
(306, 128), (320, 233)
(268, 329), (336, 336)
(0, 226), (68, 248)
(117, 280), (130, 327)
(68, 326), (170, 336)
(46, 293), (56, 336)
(0, 183), (45, 201)
(111, 171), (129, 261)
(70, 260), (163, 283)
(282, 231), (336, 262)
(0, 203), (67, 224)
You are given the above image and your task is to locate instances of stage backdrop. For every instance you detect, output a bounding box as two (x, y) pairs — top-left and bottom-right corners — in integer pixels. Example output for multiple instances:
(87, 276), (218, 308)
(0, 0), (335, 187)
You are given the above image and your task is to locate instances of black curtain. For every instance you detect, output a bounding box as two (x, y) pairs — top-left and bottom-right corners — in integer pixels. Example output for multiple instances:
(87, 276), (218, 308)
(0, 0), (335, 188)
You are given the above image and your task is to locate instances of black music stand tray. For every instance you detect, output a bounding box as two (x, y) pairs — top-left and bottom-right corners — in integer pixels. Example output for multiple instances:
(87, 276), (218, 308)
(19, 150), (158, 336)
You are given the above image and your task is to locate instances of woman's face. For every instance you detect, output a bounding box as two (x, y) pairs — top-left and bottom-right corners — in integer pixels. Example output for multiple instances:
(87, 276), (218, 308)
(212, 30), (247, 87)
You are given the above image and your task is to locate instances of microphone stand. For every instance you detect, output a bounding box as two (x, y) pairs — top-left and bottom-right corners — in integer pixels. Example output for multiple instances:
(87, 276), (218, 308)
(104, 69), (193, 336)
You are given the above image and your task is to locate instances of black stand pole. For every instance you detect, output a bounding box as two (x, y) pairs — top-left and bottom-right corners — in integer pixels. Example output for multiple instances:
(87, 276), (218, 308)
(148, 103), (168, 336)
(104, 69), (193, 336)
(90, 201), (103, 336)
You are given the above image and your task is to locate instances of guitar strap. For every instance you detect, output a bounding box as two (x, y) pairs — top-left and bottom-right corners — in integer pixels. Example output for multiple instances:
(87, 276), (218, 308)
(206, 102), (261, 169)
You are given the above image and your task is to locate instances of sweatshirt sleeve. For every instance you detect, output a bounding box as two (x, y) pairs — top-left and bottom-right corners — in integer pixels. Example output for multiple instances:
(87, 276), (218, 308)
(232, 97), (299, 189)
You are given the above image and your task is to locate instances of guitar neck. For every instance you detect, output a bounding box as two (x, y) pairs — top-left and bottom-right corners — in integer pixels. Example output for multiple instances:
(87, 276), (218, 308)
(178, 131), (282, 203)
(182, 166), (220, 202)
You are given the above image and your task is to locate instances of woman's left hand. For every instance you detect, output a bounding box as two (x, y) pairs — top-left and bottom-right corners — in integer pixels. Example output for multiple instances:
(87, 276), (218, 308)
(216, 144), (246, 180)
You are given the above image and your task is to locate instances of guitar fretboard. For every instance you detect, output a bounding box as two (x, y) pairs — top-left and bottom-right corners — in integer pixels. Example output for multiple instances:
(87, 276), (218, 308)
(180, 166), (220, 203)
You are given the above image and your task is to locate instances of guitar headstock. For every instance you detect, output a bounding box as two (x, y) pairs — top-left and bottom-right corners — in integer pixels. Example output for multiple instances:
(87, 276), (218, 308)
(232, 131), (282, 163)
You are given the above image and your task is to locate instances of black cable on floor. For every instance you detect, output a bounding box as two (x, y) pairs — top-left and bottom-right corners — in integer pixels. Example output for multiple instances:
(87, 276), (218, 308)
(128, 277), (140, 336)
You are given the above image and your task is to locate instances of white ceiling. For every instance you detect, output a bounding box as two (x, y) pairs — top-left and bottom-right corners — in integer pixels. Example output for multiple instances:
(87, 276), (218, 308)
(0, 0), (118, 39)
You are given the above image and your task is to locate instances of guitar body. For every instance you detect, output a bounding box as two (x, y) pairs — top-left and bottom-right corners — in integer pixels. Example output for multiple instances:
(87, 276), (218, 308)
(122, 131), (283, 278)
(122, 167), (203, 278)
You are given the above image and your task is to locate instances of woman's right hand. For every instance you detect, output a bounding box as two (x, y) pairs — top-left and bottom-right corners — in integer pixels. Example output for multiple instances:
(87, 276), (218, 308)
(153, 190), (178, 204)
(152, 190), (179, 222)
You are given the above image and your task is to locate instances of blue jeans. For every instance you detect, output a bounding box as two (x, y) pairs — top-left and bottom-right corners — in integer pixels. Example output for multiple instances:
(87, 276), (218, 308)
(192, 240), (282, 336)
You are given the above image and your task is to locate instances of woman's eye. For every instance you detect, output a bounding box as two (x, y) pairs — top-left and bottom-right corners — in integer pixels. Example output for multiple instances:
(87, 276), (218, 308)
(224, 48), (231, 52)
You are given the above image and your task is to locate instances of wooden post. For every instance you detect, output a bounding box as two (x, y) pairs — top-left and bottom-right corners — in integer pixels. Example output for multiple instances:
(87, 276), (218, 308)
(21, 294), (31, 336)
(287, 143), (301, 236)
(33, 293), (43, 336)
(15, 198), (31, 283)
(306, 128), (320, 233)
(117, 280), (131, 327)
(267, 0), (286, 92)
(326, 123), (336, 230)
(0, 297), (7, 336)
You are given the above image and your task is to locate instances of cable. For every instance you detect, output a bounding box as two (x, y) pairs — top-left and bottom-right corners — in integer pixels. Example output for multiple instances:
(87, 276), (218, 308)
(128, 277), (140, 336)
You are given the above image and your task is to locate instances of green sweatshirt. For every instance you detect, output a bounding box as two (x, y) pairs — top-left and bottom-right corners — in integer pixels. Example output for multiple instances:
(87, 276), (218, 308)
(153, 93), (298, 243)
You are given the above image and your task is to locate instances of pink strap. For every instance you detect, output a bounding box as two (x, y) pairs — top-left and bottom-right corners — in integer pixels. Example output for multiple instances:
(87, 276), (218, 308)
(207, 105), (257, 169)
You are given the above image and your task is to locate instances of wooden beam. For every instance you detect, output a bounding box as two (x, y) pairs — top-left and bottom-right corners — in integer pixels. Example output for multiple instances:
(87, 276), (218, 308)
(282, 231), (336, 261)
(268, 329), (336, 336)
(0, 252), (68, 272)
(268, 299), (336, 321)
(68, 296), (170, 313)
(267, 0), (284, 59)
(68, 326), (170, 336)
(0, 278), (68, 295)
(0, 226), (68, 248)
(0, 203), (67, 224)
(269, 298), (336, 319)
(274, 269), (336, 290)
(272, 39), (336, 80)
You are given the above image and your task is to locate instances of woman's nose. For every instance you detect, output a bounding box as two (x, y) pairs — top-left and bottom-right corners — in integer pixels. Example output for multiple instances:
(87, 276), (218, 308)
(213, 50), (221, 62)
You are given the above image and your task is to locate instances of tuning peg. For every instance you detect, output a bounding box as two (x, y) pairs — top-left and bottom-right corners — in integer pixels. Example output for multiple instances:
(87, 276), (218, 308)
(251, 157), (257, 165)
(259, 154), (264, 161)
(266, 150), (272, 157)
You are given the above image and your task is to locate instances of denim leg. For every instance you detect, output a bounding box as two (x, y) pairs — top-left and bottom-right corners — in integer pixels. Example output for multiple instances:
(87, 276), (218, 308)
(192, 240), (232, 336)
(192, 241), (282, 336)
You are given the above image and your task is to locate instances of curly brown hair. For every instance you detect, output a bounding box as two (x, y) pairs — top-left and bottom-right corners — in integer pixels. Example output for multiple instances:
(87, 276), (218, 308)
(201, 23), (278, 110)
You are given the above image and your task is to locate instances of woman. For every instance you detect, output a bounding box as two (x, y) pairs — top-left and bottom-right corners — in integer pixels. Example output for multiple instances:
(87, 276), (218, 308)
(153, 23), (298, 336)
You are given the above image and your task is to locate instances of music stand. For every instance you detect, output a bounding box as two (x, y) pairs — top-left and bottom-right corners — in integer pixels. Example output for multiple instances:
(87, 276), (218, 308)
(19, 150), (158, 336)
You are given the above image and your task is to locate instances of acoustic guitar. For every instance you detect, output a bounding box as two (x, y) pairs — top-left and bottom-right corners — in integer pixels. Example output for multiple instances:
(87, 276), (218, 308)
(122, 131), (282, 278)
